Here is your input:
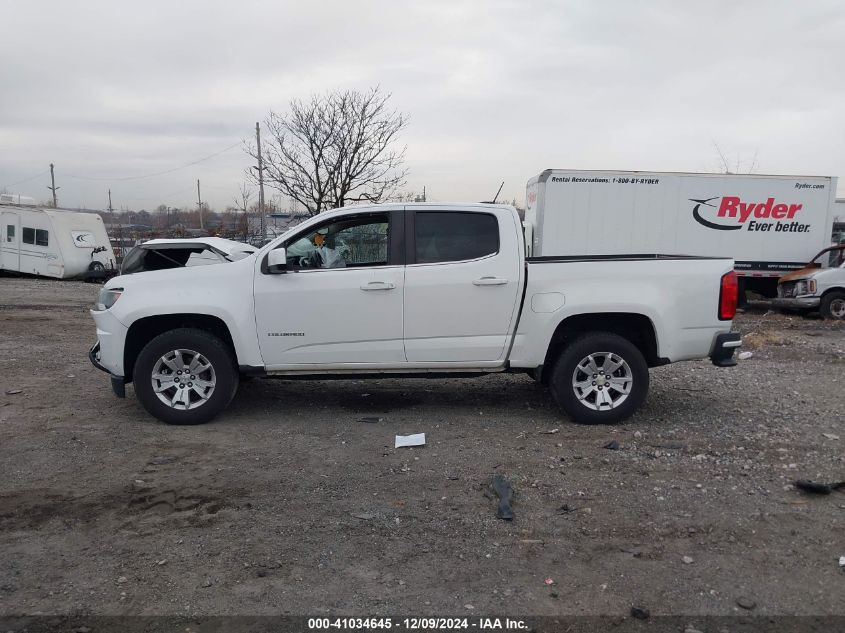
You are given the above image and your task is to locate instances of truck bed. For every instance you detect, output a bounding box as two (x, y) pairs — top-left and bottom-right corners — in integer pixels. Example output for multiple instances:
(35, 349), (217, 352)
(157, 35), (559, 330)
(507, 253), (735, 368)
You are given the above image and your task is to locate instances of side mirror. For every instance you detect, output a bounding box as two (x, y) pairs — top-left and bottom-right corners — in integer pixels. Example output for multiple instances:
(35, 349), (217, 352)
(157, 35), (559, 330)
(266, 248), (288, 274)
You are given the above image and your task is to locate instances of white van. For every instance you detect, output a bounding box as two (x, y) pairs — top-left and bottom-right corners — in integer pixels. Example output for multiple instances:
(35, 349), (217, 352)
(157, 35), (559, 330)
(0, 203), (115, 279)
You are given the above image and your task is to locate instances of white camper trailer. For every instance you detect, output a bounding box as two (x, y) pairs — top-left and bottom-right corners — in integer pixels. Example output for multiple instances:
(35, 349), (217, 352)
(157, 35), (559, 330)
(0, 202), (115, 279)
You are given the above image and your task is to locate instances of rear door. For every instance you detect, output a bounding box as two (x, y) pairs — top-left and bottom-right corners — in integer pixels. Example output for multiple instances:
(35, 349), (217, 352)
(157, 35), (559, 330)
(403, 207), (522, 363)
(1, 212), (20, 272)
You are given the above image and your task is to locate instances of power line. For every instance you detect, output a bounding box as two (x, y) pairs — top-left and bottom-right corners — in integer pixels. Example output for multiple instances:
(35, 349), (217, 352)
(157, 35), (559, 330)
(1, 169), (49, 189)
(64, 140), (243, 182)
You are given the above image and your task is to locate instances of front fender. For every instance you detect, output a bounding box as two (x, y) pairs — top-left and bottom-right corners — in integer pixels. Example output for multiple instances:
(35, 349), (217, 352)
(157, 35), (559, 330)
(108, 261), (263, 367)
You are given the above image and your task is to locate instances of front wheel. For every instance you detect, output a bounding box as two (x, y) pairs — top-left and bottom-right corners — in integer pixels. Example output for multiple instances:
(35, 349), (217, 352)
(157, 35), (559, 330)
(820, 291), (845, 320)
(549, 332), (649, 425)
(133, 328), (238, 425)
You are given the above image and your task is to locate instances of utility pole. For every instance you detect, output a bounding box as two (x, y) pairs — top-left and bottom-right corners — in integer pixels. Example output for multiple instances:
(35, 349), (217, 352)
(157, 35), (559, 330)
(108, 189), (113, 249)
(108, 189), (123, 263)
(256, 122), (266, 243)
(48, 163), (60, 208)
(196, 179), (204, 230)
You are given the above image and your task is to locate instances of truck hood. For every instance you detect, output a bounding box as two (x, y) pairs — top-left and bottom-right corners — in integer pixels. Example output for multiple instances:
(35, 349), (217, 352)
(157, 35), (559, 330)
(120, 238), (257, 275)
(779, 265), (821, 284)
(106, 251), (255, 291)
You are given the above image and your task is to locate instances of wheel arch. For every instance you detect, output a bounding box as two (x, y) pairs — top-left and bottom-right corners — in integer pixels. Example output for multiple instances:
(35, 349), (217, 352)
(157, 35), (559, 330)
(541, 312), (662, 383)
(821, 286), (845, 299)
(123, 314), (236, 383)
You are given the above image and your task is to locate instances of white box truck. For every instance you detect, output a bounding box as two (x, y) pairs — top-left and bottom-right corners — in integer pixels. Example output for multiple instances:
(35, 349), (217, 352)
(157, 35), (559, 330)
(525, 170), (838, 299)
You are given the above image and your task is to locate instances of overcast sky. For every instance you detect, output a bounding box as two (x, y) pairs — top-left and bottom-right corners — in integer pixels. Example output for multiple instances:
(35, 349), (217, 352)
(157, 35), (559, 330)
(1, 0), (843, 212)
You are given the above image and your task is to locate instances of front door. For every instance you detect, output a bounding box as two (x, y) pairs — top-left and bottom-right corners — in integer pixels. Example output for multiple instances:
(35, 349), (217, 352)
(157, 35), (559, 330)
(0, 212), (20, 272)
(403, 208), (523, 363)
(254, 210), (406, 368)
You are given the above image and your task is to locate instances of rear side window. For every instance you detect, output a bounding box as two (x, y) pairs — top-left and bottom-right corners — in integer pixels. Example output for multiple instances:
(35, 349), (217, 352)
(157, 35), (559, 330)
(22, 227), (35, 244)
(414, 212), (499, 264)
(36, 229), (49, 246)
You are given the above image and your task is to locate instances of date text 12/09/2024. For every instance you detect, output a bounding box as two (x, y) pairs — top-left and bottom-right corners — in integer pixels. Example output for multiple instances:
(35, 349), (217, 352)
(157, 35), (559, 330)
(307, 618), (529, 630)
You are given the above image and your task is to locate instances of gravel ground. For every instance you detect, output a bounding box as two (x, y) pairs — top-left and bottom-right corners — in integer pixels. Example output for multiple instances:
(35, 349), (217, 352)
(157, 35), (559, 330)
(0, 277), (843, 620)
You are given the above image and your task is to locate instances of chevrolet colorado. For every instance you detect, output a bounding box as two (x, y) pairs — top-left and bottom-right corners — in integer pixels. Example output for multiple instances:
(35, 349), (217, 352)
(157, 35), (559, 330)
(89, 203), (741, 425)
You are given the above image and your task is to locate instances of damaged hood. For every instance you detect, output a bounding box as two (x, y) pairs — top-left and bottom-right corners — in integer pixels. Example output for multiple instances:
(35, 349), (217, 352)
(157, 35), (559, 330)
(779, 266), (821, 284)
(121, 238), (257, 275)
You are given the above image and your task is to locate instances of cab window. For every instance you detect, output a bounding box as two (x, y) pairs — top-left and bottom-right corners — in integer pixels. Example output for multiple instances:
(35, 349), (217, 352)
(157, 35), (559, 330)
(283, 213), (389, 270)
(414, 211), (499, 264)
(828, 248), (845, 268)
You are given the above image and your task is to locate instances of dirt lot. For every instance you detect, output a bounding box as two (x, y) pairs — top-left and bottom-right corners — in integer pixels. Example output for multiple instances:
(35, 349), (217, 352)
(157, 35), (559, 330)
(0, 277), (843, 620)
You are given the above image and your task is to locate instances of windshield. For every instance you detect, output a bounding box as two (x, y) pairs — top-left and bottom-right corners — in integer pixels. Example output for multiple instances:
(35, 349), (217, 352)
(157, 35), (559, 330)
(120, 244), (230, 274)
(810, 247), (845, 268)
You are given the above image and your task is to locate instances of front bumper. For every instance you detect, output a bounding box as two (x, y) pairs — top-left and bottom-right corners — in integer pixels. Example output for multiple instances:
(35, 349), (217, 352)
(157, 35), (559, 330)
(772, 296), (821, 310)
(710, 332), (742, 367)
(89, 308), (128, 376)
(89, 341), (126, 398)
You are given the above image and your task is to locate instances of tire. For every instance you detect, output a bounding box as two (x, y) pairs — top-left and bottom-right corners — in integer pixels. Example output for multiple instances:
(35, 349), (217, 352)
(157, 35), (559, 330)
(820, 290), (845, 320)
(549, 332), (649, 425)
(133, 328), (239, 425)
(89, 261), (105, 272)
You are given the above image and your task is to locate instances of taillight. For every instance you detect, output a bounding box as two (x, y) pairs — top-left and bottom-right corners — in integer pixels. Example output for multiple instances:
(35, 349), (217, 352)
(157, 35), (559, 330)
(719, 271), (738, 320)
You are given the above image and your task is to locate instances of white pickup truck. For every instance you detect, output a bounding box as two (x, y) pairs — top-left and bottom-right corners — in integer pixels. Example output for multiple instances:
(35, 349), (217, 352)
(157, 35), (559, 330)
(89, 203), (741, 425)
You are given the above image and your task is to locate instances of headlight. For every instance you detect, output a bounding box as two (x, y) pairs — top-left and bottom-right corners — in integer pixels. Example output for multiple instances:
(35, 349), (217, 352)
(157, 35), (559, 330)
(794, 280), (817, 296)
(94, 287), (123, 311)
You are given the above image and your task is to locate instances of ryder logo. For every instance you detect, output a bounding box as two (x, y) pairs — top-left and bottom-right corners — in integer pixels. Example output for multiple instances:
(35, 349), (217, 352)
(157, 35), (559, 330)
(691, 196), (810, 233)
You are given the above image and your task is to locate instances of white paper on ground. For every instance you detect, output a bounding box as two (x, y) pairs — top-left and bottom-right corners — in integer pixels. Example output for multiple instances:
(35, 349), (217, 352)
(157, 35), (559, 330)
(395, 433), (426, 448)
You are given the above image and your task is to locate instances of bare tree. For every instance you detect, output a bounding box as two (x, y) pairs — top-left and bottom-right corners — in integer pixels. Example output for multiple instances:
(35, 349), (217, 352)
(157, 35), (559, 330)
(246, 87), (408, 216)
(233, 182), (252, 214)
(712, 141), (759, 175)
(230, 183), (253, 240)
(386, 190), (427, 203)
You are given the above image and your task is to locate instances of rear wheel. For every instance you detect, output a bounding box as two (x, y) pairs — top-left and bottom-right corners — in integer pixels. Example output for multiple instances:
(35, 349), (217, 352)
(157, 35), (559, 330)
(133, 328), (238, 425)
(820, 291), (845, 320)
(549, 332), (649, 425)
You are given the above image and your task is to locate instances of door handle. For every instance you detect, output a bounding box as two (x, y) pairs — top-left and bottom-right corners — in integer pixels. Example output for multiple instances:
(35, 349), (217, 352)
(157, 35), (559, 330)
(473, 277), (508, 286)
(360, 281), (396, 291)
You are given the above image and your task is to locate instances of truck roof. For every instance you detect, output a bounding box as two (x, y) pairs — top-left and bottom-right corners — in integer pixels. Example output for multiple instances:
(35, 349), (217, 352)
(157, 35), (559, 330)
(529, 169), (835, 185)
(320, 202), (516, 216)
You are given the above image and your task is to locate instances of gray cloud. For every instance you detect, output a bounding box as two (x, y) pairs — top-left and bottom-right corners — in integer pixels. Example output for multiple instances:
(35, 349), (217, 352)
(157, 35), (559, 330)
(1, 0), (843, 211)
